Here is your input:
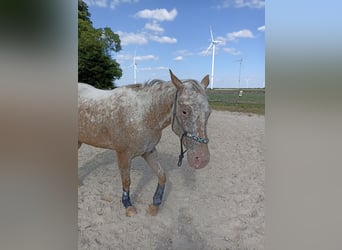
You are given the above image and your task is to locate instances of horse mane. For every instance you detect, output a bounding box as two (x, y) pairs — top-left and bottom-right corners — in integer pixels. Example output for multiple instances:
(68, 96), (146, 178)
(182, 79), (207, 94)
(124, 78), (205, 94)
(124, 79), (169, 91)
(124, 83), (143, 89)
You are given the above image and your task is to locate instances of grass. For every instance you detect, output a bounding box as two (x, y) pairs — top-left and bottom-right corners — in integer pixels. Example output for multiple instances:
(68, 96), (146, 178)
(206, 88), (265, 114)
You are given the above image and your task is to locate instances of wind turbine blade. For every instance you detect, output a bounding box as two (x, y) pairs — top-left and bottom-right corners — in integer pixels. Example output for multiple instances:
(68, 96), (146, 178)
(206, 43), (213, 53)
(210, 26), (214, 41)
(133, 47), (137, 66)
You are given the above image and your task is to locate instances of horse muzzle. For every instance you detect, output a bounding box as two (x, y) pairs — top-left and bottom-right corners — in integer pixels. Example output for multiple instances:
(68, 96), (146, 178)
(187, 144), (210, 169)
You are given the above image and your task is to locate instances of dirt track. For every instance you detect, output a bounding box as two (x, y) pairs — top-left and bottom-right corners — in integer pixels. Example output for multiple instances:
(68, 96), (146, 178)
(78, 110), (265, 249)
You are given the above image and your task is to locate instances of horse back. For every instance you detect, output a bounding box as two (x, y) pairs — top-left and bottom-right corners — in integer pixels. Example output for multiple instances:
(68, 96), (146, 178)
(78, 83), (161, 154)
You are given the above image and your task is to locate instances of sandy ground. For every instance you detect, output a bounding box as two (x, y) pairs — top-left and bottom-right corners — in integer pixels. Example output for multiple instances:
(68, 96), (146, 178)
(78, 110), (265, 250)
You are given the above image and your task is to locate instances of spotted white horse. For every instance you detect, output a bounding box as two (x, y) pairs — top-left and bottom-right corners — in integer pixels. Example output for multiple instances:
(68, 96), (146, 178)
(78, 70), (211, 216)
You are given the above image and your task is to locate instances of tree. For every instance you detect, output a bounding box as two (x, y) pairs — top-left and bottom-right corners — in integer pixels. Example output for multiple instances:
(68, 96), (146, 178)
(78, 0), (122, 89)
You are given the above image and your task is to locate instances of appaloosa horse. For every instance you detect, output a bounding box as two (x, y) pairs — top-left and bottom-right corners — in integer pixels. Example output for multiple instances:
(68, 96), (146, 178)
(78, 70), (211, 216)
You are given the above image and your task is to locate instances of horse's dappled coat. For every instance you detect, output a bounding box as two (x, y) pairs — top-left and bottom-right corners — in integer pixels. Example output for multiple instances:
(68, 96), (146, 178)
(78, 70), (211, 216)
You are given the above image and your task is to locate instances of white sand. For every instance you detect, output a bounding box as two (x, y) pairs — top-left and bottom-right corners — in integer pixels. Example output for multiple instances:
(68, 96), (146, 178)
(78, 110), (265, 249)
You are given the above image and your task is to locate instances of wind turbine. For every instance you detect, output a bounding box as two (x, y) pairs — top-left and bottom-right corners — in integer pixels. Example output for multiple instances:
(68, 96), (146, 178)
(233, 58), (243, 97)
(128, 49), (138, 84)
(234, 58), (243, 89)
(206, 26), (221, 89)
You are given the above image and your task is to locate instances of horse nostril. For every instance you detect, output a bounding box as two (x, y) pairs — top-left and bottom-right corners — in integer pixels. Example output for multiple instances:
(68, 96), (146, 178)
(194, 156), (202, 166)
(188, 150), (210, 169)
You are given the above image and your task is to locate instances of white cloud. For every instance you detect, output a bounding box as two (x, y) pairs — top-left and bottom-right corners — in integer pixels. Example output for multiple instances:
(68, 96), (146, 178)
(84, 0), (107, 7)
(227, 29), (254, 41)
(139, 66), (168, 71)
(257, 25), (265, 32)
(213, 29), (254, 45)
(84, 0), (139, 9)
(150, 35), (177, 44)
(223, 47), (241, 55)
(173, 56), (183, 61)
(116, 31), (177, 45)
(199, 49), (216, 56)
(116, 31), (148, 45)
(135, 55), (158, 61)
(175, 50), (194, 56)
(135, 8), (178, 21)
(144, 21), (164, 33)
(110, 0), (139, 9)
(116, 53), (158, 62)
(216, 36), (227, 46)
(116, 54), (132, 61)
(234, 0), (265, 8)
(216, 0), (265, 9)
(175, 49), (194, 59)
(173, 50), (192, 60)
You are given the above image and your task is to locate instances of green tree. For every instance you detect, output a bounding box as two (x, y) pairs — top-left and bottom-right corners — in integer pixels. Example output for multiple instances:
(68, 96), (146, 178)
(78, 0), (122, 89)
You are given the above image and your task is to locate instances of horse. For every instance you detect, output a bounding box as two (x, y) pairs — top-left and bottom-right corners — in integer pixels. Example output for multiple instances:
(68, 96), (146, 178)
(78, 70), (211, 216)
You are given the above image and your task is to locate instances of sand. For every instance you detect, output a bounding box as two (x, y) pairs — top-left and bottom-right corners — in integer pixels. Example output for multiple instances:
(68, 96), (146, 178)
(78, 110), (265, 249)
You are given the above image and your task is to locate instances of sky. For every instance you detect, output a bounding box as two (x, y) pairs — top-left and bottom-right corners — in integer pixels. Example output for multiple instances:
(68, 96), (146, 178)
(84, 0), (265, 88)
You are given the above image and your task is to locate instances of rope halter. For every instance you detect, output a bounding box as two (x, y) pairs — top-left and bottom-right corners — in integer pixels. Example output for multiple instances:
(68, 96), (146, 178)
(171, 91), (209, 167)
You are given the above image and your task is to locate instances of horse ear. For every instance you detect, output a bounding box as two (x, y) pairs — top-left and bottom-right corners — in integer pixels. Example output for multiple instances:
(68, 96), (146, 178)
(169, 69), (183, 91)
(200, 75), (210, 89)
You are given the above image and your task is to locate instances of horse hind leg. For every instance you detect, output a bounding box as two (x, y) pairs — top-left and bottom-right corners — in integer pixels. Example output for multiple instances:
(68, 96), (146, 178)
(116, 151), (137, 217)
(142, 147), (166, 216)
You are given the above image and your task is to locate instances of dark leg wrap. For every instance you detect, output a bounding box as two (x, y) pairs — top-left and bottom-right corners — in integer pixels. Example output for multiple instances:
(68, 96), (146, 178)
(153, 183), (165, 206)
(122, 189), (132, 208)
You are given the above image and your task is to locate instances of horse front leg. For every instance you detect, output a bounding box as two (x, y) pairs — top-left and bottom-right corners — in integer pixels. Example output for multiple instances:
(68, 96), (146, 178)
(116, 151), (137, 217)
(142, 147), (166, 216)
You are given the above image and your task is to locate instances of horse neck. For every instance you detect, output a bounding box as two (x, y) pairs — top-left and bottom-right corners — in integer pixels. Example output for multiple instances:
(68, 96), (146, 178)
(149, 82), (177, 130)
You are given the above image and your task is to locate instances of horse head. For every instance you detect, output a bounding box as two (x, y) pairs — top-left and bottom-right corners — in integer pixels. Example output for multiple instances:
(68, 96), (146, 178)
(169, 70), (211, 169)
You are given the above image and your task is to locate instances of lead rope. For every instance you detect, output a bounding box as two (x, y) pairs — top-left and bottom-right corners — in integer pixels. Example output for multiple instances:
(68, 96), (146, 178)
(172, 92), (187, 167)
(177, 132), (188, 167)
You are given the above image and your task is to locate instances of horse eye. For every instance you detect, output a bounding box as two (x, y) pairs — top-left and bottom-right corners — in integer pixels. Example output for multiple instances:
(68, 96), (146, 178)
(182, 110), (187, 115)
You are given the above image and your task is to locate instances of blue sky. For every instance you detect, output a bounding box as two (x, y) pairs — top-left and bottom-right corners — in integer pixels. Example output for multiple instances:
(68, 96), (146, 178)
(84, 0), (265, 88)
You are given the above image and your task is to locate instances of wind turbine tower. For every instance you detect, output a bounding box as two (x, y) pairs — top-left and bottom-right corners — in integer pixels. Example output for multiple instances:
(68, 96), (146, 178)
(206, 26), (221, 89)
(234, 58), (243, 89)
(128, 49), (138, 84)
(132, 55), (137, 84)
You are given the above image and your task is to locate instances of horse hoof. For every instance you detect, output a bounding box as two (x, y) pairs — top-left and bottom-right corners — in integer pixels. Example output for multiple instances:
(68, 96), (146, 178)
(148, 204), (159, 216)
(126, 206), (137, 217)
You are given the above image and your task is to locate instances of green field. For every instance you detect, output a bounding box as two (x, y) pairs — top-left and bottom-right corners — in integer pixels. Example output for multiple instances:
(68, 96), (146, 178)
(206, 88), (265, 114)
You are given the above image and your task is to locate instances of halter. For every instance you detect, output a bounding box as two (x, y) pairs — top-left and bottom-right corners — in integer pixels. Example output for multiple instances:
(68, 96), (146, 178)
(172, 91), (209, 167)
